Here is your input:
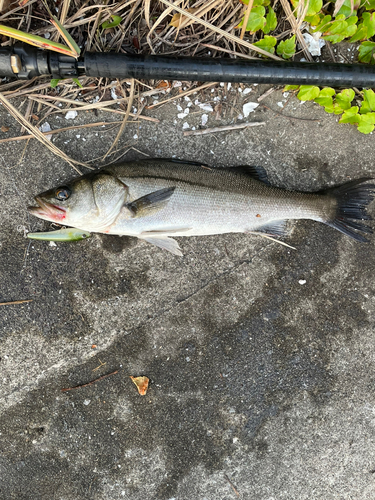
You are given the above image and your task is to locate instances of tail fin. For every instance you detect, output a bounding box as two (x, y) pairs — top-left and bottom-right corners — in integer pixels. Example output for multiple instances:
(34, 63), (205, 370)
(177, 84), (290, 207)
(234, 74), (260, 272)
(325, 178), (375, 242)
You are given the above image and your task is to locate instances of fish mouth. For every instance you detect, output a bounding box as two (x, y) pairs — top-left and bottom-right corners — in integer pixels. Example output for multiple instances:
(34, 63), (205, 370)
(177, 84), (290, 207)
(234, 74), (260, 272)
(28, 197), (66, 221)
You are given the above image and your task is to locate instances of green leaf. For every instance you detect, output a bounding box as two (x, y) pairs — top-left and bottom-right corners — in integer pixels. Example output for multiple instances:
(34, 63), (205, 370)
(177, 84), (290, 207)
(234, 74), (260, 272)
(306, 0), (323, 16)
(358, 41), (375, 64)
(357, 114), (375, 133)
(237, 6), (266, 32)
(336, 0), (357, 17)
(315, 95), (334, 107)
(284, 85), (300, 91)
(276, 35), (296, 59)
(318, 87), (336, 97)
(313, 15), (332, 32)
(366, 112), (375, 123)
(322, 33), (344, 43)
(243, 0), (270, 5)
(252, 0), (271, 7)
(102, 15), (122, 29)
(360, 100), (372, 114)
(263, 6), (277, 34)
(253, 35), (277, 54)
(328, 14), (347, 34)
(362, 12), (375, 38)
(50, 78), (61, 88)
(290, 0), (322, 17)
(297, 85), (320, 101)
(349, 25), (368, 43)
(322, 15), (358, 43)
(0, 23), (78, 58)
(363, 89), (375, 111)
(339, 106), (360, 124)
(51, 77), (81, 88)
(361, 0), (375, 10)
(332, 102), (344, 114)
(305, 13), (323, 26)
(51, 15), (81, 57)
(72, 77), (83, 88)
(324, 105), (335, 113)
(335, 88), (355, 110)
(314, 89), (336, 108)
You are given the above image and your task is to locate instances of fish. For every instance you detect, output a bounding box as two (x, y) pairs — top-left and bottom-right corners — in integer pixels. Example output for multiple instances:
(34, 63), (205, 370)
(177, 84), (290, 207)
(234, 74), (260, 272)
(28, 159), (375, 256)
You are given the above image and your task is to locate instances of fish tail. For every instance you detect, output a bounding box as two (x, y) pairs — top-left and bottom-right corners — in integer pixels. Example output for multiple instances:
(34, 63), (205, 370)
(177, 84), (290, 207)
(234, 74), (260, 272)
(325, 178), (375, 242)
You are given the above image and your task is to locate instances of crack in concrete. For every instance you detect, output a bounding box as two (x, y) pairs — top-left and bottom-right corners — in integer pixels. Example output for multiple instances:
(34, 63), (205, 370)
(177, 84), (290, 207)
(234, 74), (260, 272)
(124, 242), (274, 335)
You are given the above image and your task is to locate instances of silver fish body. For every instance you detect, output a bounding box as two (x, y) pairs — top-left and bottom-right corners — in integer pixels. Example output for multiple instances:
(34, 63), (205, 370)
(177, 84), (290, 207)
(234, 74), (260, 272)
(28, 160), (375, 255)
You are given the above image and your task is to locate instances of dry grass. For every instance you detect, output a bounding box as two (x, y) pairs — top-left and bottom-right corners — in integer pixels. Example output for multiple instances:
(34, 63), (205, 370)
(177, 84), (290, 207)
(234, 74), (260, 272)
(0, 0), (298, 169)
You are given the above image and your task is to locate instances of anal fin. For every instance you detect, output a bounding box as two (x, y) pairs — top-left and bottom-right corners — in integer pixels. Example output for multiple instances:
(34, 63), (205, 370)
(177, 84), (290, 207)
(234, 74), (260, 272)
(251, 220), (288, 237)
(140, 236), (183, 256)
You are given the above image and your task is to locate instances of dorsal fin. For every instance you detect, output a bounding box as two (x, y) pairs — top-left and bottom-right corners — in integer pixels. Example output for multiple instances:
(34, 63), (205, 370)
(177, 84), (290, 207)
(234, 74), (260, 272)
(145, 158), (210, 167)
(228, 165), (270, 185)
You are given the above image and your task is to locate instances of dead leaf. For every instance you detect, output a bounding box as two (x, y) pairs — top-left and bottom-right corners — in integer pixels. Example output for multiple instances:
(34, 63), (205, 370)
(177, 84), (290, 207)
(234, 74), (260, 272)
(170, 8), (199, 28)
(1, 125), (9, 132)
(0, 0), (15, 13)
(130, 376), (149, 396)
(214, 103), (222, 120)
(156, 80), (171, 89)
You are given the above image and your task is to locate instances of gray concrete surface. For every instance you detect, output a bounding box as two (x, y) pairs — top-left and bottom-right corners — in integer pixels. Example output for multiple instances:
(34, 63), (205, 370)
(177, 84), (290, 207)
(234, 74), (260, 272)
(1, 83), (375, 500)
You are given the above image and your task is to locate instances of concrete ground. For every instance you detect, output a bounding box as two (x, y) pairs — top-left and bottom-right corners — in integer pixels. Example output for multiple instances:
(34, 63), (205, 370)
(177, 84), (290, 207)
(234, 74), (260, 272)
(1, 82), (375, 500)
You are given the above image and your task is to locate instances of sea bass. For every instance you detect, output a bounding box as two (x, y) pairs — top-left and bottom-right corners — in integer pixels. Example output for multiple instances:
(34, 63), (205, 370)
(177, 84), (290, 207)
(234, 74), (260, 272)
(28, 159), (375, 256)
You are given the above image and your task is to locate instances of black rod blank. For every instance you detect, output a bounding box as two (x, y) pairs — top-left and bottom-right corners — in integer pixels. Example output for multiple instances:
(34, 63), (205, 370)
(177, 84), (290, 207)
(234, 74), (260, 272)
(2, 43), (375, 88)
(84, 52), (375, 88)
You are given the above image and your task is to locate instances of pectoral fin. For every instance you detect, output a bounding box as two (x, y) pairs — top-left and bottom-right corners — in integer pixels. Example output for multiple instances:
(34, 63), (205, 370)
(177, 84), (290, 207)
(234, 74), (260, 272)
(126, 187), (175, 218)
(140, 236), (183, 256)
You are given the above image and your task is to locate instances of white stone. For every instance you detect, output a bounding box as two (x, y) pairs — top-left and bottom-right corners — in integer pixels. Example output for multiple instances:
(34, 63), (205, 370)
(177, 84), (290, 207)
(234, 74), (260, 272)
(65, 110), (77, 120)
(39, 122), (52, 141)
(243, 102), (259, 117)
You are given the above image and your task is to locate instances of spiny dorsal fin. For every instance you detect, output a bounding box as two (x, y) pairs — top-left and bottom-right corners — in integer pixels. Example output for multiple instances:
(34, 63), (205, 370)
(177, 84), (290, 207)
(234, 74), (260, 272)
(228, 165), (269, 185)
(126, 187), (175, 218)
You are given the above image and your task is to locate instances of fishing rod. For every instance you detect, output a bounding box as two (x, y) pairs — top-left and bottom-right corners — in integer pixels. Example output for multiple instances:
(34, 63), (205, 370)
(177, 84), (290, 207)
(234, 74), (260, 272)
(1, 42), (375, 87)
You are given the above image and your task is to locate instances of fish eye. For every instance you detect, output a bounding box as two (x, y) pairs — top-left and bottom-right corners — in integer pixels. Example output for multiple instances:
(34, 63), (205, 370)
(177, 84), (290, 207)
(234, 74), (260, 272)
(55, 186), (71, 201)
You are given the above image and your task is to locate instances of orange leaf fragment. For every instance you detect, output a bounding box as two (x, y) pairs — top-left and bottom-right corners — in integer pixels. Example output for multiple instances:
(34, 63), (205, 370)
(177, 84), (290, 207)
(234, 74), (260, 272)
(156, 80), (171, 89)
(170, 8), (199, 28)
(1, 125), (9, 132)
(130, 376), (149, 396)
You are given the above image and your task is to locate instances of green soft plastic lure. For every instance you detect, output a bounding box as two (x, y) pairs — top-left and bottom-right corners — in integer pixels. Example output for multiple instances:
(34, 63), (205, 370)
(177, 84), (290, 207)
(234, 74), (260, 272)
(27, 228), (91, 242)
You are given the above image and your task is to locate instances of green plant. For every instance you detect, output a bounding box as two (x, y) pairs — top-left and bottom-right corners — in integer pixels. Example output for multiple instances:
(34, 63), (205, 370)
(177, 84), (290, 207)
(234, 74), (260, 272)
(238, 0), (375, 132)
(285, 85), (375, 134)
(101, 15), (122, 30)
